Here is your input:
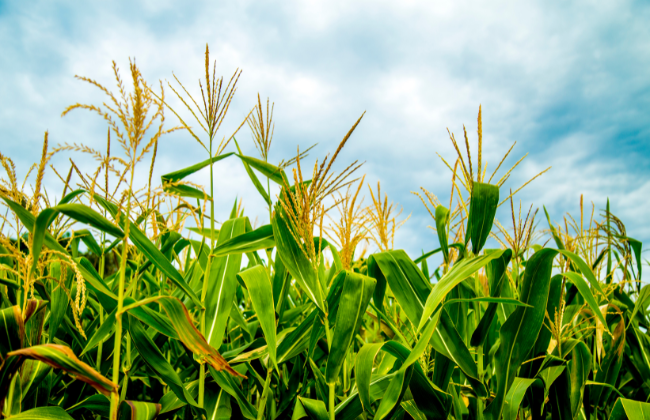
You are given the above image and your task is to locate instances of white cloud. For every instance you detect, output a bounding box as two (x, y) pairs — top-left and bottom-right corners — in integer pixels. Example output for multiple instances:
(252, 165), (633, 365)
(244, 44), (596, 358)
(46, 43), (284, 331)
(1, 0), (649, 255)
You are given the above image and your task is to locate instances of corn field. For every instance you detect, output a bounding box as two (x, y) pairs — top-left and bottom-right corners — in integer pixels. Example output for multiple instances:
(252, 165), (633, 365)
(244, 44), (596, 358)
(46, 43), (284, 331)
(1, 48), (649, 420)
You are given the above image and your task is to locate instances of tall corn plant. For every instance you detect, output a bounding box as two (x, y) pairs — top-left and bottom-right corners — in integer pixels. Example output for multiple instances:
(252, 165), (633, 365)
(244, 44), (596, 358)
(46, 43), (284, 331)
(1, 52), (650, 420)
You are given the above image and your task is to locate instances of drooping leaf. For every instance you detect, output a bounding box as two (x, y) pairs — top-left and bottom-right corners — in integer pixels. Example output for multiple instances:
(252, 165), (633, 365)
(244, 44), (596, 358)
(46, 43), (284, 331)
(8, 344), (117, 396)
(118, 400), (161, 420)
(66, 394), (110, 418)
(561, 271), (607, 328)
(121, 296), (240, 377)
(368, 250), (431, 326)
(31, 204), (124, 275)
(127, 315), (200, 407)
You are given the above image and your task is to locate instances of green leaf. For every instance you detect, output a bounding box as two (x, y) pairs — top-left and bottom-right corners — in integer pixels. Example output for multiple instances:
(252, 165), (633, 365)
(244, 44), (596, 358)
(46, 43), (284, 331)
(205, 385), (231, 420)
(380, 341), (452, 419)
(466, 182), (499, 254)
(368, 250), (431, 326)
(121, 296), (239, 377)
(238, 265), (278, 369)
(325, 270), (376, 383)
(236, 154), (288, 186)
(561, 271), (607, 327)
(31, 204), (124, 275)
(10, 406), (75, 419)
(502, 378), (541, 420)
(118, 400), (162, 420)
(161, 153), (234, 199)
(277, 309), (318, 364)
(292, 397), (329, 420)
(66, 394), (110, 418)
(93, 194), (203, 308)
(610, 398), (650, 420)
(435, 205), (450, 263)
(557, 249), (606, 297)
(471, 249), (512, 346)
(1, 197), (66, 254)
(418, 250), (505, 332)
(158, 380), (199, 414)
(333, 374), (393, 420)
(484, 248), (557, 420)
(0, 306), (24, 357)
(272, 208), (324, 311)
(401, 400), (427, 420)
(355, 343), (384, 413)
(127, 314), (199, 407)
(374, 366), (415, 420)
(187, 227), (220, 240)
(568, 341), (592, 419)
(429, 309), (486, 397)
(205, 217), (246, 349)
(8, 344), (117, 396)
(210, 367), (258, 419)
(629, 284), (650, 328)
(232, 141), (272, 205)
(211, 224), (274, 258)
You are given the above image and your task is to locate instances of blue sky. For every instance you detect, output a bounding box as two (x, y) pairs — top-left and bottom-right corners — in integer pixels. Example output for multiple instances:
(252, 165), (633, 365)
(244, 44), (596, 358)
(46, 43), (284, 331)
(1, 0), (649, 259)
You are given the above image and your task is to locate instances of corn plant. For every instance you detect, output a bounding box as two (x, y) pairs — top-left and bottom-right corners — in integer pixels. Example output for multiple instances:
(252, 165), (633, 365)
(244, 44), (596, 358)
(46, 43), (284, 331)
(1, 48), (649, 420)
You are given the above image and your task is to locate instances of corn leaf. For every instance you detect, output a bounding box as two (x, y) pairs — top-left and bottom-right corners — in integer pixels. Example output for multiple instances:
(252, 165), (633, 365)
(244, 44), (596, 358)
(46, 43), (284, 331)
(325, 270), (376, 383)
(238, 265), (277, 369)
(211, 224), (274, 258)
(435, 205), (450, 263)
(502, 378), (541, 420)
(418, 249), (505, 332)
(160, 153), (234, 199)
(272, 208), (324, 312)
(205, 217), (246, 349)
(93, 194), (202, 308)
(118, 400), (162, 420)
(610, 398), (650, 420)
(292, 397), (329, 420)
(9, 406), (75, 419)
(466, 182), (499, 254)
(127, 314), (200, 407)
(484, 248), (557, 420)
(122, 296), (239, 377)
(8, 344), (117, 396)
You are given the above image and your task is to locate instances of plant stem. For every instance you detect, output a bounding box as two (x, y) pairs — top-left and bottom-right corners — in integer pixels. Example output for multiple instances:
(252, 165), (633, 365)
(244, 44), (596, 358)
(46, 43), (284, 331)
(109, 167), (135, 420)
(328, 382), (336, 420)
(198, 142), (216, 416)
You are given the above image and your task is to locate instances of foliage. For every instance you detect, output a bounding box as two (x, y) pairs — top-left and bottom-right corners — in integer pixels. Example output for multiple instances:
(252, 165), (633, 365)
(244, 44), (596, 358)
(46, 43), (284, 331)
(1, 46), (649, 420)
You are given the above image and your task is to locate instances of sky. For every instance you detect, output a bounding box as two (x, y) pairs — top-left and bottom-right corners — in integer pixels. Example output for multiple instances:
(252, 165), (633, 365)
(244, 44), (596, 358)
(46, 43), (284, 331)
(1, 0), (648, 261)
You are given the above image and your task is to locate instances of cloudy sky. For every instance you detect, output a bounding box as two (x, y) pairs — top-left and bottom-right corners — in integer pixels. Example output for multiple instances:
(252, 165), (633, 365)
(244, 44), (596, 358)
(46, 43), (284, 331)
(1, 0), (648, 259)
